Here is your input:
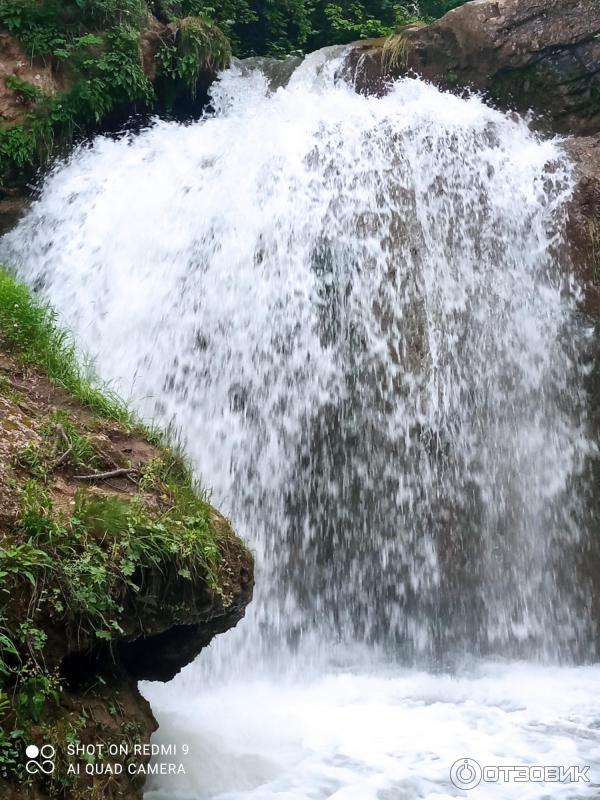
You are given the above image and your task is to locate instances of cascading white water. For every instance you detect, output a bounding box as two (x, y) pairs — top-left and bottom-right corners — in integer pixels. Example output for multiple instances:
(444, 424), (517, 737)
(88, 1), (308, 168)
(3, 48), (600, 799)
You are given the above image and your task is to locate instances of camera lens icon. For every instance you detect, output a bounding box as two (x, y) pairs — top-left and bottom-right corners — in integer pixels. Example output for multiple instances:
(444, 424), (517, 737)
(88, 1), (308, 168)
(25, 743), (55, 775)
(450, 758), (482, 790)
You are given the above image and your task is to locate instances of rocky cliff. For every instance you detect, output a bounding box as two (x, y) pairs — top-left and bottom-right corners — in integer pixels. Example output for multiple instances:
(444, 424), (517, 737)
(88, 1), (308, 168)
(564, 134), (600, 315)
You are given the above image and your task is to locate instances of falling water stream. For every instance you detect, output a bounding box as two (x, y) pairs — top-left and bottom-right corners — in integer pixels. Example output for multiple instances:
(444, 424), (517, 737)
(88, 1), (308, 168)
(3, 48), (600, 798)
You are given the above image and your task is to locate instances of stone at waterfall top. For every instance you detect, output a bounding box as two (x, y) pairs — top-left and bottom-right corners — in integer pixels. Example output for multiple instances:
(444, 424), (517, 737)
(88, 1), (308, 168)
(347, 0), (600, 137)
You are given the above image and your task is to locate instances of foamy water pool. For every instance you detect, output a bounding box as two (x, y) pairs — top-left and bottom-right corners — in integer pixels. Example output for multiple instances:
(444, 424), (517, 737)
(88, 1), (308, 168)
(143, 661), (600, 800)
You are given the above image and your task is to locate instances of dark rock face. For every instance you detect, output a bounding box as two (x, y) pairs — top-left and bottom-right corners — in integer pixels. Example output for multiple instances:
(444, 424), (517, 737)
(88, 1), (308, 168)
(348, 0), (600, 136)
(116, 515), (254, 682)
(564, 134), (600, 316)
(0, 192), (28, 236)
(0, 29), (63, 125)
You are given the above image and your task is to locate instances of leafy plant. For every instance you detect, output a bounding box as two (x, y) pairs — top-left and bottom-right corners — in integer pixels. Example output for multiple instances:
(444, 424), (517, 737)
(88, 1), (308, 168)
(0, 540), (52, 587)
(0, 630), (19, 677)
(0, 126), (36, 181)
(158, 16), (231, 97)
(0, 2), (155, 183)
(0, 724), (26, 782)
(16, 668), (60, 723)
(4, 76), (44, 104)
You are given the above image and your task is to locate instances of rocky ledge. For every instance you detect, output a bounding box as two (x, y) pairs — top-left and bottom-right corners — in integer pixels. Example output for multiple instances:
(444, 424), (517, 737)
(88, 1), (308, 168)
(347, 0), (600, 137)
(0, 269), (253, 798)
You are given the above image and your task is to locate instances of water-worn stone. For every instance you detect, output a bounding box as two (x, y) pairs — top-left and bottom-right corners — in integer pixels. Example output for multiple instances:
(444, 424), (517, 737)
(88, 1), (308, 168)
(348, 0), (600, 136)
(564, 134), (600, 316)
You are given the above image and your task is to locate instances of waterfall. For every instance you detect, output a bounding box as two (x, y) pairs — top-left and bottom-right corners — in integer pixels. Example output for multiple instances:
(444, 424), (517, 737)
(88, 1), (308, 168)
(3, 48), (599, 799)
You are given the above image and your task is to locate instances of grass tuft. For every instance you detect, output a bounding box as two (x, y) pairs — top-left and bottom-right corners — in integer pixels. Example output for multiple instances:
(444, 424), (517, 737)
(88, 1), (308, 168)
(381, 22), (428, 74)
(0, 268), (134, 425)
(158, 15), (231, 98)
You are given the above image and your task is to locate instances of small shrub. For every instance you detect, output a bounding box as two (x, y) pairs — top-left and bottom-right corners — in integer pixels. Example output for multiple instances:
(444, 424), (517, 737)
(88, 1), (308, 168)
(158, 16), (231, 97)
(4, 76), (44, 104)
(381, 21), (428, 74)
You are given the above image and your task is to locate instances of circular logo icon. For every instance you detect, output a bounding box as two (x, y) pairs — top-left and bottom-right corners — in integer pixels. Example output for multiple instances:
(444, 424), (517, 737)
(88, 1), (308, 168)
(26, 743), (56, 775)
(450, 758), (482, 790)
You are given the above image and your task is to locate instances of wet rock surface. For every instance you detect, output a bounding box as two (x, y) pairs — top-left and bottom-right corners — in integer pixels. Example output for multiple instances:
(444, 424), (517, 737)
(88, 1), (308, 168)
(564, 134), (600, 316)
(348, 0), (600, 136)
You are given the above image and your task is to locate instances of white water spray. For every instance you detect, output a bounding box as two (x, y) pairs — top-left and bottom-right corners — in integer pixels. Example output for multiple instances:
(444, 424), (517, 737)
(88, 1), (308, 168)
(3, 49), (599, 799)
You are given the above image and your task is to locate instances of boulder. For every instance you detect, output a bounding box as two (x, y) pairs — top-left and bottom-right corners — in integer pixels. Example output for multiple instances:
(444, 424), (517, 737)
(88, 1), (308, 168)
(348, 0), (600, 136)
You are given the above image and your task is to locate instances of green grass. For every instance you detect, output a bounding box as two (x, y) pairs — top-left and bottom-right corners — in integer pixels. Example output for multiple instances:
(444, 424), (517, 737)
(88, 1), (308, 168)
(0, 450), (234, 768)
(0, 268), (135, 425)
(0, 263), (242, 645)
(14, 473), (225, 641)
(0, 271), (231, 623)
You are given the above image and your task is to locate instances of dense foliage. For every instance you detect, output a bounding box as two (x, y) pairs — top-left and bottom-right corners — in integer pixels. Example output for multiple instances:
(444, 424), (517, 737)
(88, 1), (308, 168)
(152, 0), (468, 55)
(0, 0), (468, 185)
